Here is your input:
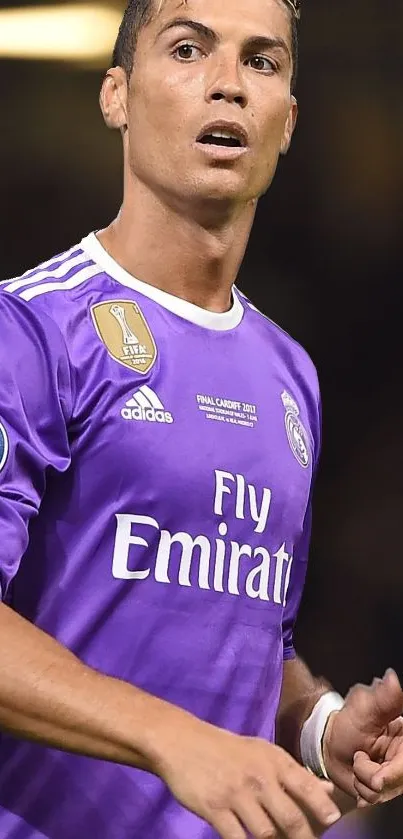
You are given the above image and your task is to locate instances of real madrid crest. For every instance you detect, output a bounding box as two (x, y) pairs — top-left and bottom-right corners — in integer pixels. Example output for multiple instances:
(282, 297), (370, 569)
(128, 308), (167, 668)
(281, 391), (310, 469)
(91, 300), (157, 375)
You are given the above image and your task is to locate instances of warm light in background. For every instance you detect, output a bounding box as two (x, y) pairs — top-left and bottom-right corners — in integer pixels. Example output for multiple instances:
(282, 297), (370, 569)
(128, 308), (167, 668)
(0, 4), (121, 63)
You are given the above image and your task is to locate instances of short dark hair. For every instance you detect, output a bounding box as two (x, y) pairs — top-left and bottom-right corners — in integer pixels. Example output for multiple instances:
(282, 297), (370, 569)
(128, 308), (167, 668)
(112, 0), (299, 92)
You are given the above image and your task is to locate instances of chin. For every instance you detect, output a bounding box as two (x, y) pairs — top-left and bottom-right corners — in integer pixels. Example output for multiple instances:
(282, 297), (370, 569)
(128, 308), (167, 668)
(191, 172), (254, 203)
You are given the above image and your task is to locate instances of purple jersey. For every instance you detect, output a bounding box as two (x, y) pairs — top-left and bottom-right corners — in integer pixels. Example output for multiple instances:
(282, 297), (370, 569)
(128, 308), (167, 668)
(325, 813), (374, 839)
(0, 233), (320, 838)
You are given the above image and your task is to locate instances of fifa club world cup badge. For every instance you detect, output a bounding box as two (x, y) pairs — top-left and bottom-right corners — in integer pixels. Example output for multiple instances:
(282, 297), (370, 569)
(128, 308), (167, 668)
(91, 300), (157, 374)
(0, 423), (9, 473)
(281, 391), (310, 469)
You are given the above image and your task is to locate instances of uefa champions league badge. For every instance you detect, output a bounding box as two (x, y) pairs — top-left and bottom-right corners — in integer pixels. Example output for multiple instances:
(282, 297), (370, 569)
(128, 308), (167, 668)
(281, 392), (310, 469)
(0, 422), (9, 473)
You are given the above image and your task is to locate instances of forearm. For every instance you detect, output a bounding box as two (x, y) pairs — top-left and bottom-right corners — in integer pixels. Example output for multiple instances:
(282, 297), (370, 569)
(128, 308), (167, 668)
(0, 602), (187, 772)
(276, 656), (331, 761)
(277, 656), (356, 813)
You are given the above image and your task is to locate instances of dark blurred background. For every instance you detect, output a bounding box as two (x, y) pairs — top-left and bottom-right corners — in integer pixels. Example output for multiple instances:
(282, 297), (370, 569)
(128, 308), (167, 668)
(1, 0), (402, 835)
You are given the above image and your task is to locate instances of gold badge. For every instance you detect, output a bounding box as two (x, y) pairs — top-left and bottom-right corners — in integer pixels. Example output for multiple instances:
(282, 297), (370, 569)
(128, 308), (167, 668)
(91, 300), (157, 374)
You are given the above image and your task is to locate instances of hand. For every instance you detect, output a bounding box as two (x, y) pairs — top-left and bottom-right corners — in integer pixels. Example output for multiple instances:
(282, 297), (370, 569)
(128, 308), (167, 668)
(154, 711), (341, 839)
(353, 715), (403, 807)
(322, 670), (403, 799)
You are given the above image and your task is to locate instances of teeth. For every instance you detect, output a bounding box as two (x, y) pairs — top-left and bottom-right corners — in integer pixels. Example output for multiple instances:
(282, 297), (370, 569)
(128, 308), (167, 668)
(210, 130), (238, 140)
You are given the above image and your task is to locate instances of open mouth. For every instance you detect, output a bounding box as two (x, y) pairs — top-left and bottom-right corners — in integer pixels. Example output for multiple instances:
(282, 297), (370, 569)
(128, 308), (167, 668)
(198, 131), (243, 148)
(196, 124), (247, 149)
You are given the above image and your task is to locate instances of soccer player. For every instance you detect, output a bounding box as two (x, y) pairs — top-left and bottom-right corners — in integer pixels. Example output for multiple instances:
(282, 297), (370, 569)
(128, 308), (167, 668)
(1, 0), (403, 837)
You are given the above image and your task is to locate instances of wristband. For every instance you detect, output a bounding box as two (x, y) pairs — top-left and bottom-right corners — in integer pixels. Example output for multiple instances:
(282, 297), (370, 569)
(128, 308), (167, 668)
(300, 691), (345, 778)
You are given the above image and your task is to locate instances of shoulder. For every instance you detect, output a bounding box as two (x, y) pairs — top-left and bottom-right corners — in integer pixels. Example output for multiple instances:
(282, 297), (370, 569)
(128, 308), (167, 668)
(0, 288), (74, 420)
(238, 289), (321, 465)
(238, 289), (319, 395)
(0, 243), (93, 388)
(0, 238), (101, 325)
(0, 286), (65, 351)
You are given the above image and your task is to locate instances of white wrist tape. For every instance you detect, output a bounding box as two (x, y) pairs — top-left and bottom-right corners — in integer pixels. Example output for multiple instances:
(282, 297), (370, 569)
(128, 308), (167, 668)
(300, 691), (345, 778)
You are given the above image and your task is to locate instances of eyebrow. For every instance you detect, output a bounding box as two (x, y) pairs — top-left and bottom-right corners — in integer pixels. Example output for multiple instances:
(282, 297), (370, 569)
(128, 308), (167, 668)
(156, 18), (219, 45)
(155, 17), (291, 63)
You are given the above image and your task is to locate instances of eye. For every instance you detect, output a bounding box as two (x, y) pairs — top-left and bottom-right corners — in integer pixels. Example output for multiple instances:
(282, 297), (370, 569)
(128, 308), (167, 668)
(245, 55), (276, 73)
(173, 42), (203, 61)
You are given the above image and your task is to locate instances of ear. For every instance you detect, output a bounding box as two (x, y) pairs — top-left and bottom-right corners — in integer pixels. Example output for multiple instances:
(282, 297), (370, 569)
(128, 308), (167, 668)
(99, 67), (128, 131)
(280, 95), (298, 156)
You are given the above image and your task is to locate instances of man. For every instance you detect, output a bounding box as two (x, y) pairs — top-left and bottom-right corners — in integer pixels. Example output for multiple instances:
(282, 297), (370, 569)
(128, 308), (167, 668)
(1, 0), (403, 837)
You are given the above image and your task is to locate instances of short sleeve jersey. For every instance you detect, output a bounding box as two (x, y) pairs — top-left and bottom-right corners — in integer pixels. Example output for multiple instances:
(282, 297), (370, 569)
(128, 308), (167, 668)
(0, 233), (321, 839)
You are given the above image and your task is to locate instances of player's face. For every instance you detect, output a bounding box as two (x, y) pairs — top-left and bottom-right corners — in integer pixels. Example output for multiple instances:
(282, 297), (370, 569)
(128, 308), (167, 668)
(114, 0), (297, 206)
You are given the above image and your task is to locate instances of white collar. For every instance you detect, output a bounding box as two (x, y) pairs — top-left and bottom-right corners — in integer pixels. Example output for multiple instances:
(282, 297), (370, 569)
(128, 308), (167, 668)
(80, 232), (244, 332)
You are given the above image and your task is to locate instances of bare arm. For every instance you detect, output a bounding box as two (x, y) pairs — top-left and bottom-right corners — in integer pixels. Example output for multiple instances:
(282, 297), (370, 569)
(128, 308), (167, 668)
(277, 656), (355, 814)
(0, 602), (341, 838)
(276, 657), (331, 762)
(0, 600), (180, 770)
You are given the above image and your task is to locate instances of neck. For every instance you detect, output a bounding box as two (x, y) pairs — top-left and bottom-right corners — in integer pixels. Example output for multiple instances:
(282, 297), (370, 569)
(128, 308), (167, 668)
(98, 179), (257, 313)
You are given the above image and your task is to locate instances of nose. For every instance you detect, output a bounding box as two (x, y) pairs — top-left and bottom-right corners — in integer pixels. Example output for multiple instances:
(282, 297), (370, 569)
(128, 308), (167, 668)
(205, 52), (248, 108)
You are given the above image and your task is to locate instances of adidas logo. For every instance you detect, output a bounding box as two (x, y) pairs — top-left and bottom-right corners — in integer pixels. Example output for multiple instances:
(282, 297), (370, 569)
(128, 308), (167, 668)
(121, 385), (174, 424)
